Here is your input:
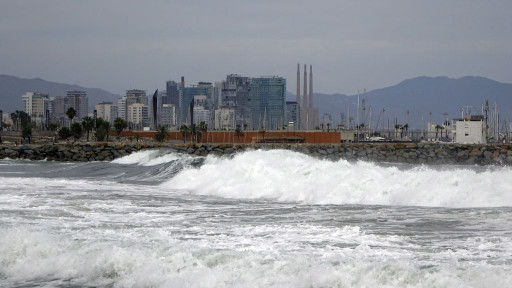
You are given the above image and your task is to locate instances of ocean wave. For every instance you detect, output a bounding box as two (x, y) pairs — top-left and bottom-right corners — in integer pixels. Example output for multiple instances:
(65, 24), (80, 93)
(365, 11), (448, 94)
(162, 149), (512, 207)
(112, 150), (183, 166)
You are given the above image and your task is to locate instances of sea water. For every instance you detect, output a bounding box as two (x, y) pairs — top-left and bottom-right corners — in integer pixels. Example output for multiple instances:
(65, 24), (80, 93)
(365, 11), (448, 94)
(0, 149), (511, 287)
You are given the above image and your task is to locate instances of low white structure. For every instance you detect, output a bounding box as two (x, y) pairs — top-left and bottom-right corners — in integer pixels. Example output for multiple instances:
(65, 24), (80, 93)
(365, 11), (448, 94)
(454, 117), (486, 144)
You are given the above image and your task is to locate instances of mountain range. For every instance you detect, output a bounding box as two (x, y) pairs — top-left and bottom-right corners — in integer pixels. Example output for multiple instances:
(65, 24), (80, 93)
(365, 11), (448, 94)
(1, 74), (511, 129)
(0, 74), (120, 113)
(287, 76), (512, 129)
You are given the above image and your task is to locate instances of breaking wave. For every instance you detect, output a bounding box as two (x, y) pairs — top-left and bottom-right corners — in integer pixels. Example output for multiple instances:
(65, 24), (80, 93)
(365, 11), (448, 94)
(112, 149), (190, 166)
(161, 149), (512, 208)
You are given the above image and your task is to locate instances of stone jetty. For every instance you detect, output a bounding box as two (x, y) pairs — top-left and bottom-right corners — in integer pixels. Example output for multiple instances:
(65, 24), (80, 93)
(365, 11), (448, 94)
(1, 142), (512, 165)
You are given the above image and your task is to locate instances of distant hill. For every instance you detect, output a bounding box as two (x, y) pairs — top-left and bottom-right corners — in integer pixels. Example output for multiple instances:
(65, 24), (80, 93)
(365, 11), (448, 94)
(0, 74), (120, 113)
(288, 76), (512, 129)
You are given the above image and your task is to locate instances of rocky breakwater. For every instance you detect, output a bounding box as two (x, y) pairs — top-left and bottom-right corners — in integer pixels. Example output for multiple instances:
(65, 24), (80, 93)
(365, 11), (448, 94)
(169, 142), (512, 165)
(0, 143), (160, 162)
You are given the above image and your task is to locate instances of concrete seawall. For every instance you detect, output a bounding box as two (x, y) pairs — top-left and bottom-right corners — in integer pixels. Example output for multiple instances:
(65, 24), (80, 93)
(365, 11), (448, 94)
(1, 142), (512, 165)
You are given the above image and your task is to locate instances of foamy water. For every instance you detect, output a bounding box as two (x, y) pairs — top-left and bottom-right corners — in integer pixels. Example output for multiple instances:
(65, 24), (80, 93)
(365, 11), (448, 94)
(1, 149), (511, 287)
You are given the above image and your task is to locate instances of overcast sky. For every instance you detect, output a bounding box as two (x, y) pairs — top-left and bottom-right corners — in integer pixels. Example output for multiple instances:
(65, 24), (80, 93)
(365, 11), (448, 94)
(1, 0), (511, 95)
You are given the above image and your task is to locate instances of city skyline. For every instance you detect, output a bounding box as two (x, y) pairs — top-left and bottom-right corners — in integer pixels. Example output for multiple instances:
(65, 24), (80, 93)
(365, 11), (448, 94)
(1, 1), (511, 96)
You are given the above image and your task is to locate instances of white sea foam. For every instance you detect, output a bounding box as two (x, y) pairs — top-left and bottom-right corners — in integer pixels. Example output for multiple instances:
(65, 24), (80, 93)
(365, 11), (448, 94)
(0, 227), (510, 288)
(163, 149), (512, 207)
(112, 150), (185, 166)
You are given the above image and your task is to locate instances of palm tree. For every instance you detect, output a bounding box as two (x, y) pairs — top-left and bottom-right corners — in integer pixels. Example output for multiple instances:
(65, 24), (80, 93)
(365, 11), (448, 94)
(327, 123), (331, 132)
(190, 124), (198, 143)
(199, 121), (207, 143)
(81, 116), (94, 142)
(435, 124), (442, 139)
(179, 125), (190, 143)
(134, 133), (141, 143)
(66, 107), (76, 128)
(154, 126), (167, 142)
(70, 122), (83, 141)
(114, 118), (128, 139)
(103, 122), (111, 142)
(234, 125), (244, 143)
(259, 128), (266, 142)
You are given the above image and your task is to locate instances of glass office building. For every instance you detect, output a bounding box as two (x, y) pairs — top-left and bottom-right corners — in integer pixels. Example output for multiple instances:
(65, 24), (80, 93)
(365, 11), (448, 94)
(248, 77), (286, 130)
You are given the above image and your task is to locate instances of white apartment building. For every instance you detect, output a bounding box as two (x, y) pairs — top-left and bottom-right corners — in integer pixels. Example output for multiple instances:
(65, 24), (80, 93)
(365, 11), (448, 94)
(21, 92), (50, 127)
(128, 103), (148, 130)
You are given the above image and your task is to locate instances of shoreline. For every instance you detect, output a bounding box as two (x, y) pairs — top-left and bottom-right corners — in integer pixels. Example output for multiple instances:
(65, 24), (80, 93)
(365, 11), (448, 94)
(1, 142), (512, 165)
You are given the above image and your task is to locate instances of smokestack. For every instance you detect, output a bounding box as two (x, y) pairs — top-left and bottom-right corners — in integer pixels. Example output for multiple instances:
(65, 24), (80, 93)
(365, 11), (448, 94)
(309, 65), (313, 109)
(303, 64), (308, 108)
(296, 63), (301, 106)
(181, 76), (185, 87)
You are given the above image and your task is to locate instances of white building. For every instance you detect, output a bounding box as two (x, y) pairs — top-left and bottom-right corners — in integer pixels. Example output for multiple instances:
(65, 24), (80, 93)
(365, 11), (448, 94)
(214, 109), (235, 130)
(454, 117), (486, 144)
(128, 103), (148, 130)
(21, 92), (50, 128)
(95, 102), (118, 123)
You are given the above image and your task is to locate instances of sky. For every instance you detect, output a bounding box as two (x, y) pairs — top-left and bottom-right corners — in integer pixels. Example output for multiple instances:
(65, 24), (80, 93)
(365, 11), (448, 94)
(1, 0), (511, 95)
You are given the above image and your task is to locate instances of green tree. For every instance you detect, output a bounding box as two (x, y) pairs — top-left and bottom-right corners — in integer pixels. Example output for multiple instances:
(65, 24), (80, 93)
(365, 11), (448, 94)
(21, 120), (32, 141)
(10, 110), (30, 131)
(234, 125), (244, 143)
(49, 123), (60, 131)
(114, 118), (128, 139)
(179, 125), (190, 143)
(58, 127), (72, 140)
(71, 122), (83, 141)
(66, 107), (76, 128)
(81, 116), (94, 142)
(199, 121), (207, 143)
(190, 124), (199, 144)
(155, 126), (167, 142)
(103, 122), (111, 142)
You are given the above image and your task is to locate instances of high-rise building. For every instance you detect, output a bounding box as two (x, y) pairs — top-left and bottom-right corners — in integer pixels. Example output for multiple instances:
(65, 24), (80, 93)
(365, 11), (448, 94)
(159, 104), (176, 128)
(22, 92), (50, 128)
(117, 97), (127, 121)
(179, 84), (213, 125)
(50, 96), (68, 127)
(118, 90), (147, 121)
(221, 75), (251, 127)
(128, 103), (149, 130)
(249, 76), (286, 130)
(95, 102), (118, 123)
(66, 91), (88, 121)
(126, 89), (147, 106)
(193, 95), (212, 127)
(165, 81), (180, 107)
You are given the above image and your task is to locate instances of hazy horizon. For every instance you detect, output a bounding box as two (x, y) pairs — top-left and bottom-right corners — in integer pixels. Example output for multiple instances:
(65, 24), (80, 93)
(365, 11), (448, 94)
(1, 0), (511, 95)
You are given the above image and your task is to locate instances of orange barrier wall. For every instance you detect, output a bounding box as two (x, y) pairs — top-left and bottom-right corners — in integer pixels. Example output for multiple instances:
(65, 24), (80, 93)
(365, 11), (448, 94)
(120, 131), (341, 144)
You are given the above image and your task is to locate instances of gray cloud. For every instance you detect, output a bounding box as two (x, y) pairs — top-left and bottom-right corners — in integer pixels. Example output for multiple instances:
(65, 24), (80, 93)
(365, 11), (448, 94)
(1, 0), (511, 95)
